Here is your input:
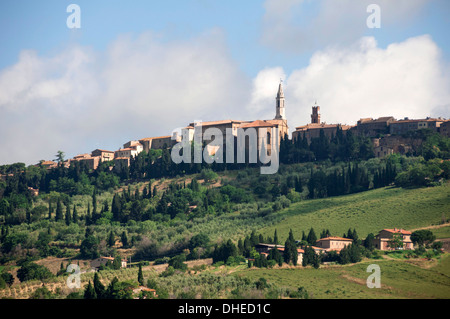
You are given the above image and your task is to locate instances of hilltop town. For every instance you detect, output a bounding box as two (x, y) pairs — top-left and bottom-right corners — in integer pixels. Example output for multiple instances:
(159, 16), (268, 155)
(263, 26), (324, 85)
(33, 82), (449, 175)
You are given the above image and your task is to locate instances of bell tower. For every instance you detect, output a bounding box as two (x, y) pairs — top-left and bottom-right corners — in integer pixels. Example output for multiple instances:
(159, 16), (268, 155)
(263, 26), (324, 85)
(311, 102), (320, 124)
(275, 81), (286, 120)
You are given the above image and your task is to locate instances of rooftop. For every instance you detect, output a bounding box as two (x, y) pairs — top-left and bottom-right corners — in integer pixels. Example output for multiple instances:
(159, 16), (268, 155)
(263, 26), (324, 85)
(295, 123), (353, 131)
(382, 228), (411, 235)
(139, 136), (172, 141)
(240, 120), (277, 128)
(316, 236), (353, 242)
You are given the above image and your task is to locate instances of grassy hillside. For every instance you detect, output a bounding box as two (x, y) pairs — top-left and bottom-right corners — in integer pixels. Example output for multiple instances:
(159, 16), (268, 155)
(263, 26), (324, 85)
(260, 183), (450, 241)
(234, 254), (450, 299)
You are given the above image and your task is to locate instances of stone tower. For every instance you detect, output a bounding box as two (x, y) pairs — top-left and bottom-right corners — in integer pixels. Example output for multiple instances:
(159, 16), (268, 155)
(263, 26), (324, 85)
(275, 81), (286, 120)
(311, 103), (320, 124)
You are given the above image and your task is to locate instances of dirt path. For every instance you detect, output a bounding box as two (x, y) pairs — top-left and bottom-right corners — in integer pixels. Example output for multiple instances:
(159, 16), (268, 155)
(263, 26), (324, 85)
(410, 223), (450, 232)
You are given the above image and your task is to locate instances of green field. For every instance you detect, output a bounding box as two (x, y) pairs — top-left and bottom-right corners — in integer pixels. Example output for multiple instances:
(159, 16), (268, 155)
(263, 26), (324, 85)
(234, 254), (450, 299)
(260, 183), (450, 241)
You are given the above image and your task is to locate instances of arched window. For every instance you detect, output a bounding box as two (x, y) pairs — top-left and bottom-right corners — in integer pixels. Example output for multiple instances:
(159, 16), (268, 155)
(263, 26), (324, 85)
(267, 132), (271, 144)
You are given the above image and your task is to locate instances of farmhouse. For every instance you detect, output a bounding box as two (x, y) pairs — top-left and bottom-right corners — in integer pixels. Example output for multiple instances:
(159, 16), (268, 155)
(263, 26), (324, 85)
(255, 243), (304, 265)
(373, 228), (413, 251)
(132, 286), (158, 299)
(90, 256), (127, 270)
(315, 236), (353, 252)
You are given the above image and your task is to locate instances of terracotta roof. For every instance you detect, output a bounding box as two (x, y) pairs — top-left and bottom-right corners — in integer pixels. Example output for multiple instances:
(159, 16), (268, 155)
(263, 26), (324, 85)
(93, 149), (114, 153)
(295, 123), (352, 131)
(189, 120), (244, 127)
(383, 228), (411, 235)
(316, 236), (353, 242)
(41, 161), (56, 165)
(392, 118), (443, 124)
(140, 136), (171, 141)
(269, 247), (304, 254)
(240, 120), (277, 128)
(101, 256), (115, 261)
(358, 117), (395, 124)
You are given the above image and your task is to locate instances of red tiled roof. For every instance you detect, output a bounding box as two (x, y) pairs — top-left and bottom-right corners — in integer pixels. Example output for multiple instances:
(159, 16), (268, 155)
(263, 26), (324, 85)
(93, 149), (114, 153)
(383, 228), (411, 235)
(316, 236), (353, 242)
(189, 120), (244, 127)
(240, 120), (277, 128)
(140, 136), (171, 141)
(295, 123), (353, 131)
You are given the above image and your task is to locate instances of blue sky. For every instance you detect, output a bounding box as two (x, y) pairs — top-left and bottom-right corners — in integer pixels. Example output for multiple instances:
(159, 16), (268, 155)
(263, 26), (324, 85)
(0, 0), (449, 165)
(2, 0), (447, 76)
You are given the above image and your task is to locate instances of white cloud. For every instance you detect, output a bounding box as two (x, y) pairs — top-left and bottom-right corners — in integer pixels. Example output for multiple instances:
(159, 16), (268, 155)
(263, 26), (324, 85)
(261, 0), (429, 54)
(1, 28), (448, 166)
(0, 29), (250, 165)
(284, 35), (450, 128)
(248, 67), (286, 120)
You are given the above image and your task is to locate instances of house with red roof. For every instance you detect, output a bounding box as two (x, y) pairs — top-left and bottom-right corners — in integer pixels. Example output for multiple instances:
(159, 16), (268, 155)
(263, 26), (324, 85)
(373, 228), (413, 250)
(315, 236), (353, 252)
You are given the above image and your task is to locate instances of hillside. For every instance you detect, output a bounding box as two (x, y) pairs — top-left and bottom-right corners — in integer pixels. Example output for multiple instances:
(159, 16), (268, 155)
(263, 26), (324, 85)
(260, 183), (450, 241)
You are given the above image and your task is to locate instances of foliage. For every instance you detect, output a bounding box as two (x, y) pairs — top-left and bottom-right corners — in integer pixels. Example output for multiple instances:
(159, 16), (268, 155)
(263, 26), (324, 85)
(16, 262), (53, 282)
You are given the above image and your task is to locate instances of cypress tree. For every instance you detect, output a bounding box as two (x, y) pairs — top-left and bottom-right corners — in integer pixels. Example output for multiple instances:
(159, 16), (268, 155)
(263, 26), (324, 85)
(72, 205), (78, 223)
(86, 202), (91, 225)
(84, 280), (97, 299)
(295, 176), (303, 193)
(306, 228), (317, 245)
(138, 263), (144, 286)
(65, 204), (72, 225)
(111, 194), (122, 222)
(92, 188), (98, 221)
(93, 272), (105, 299)
(55, 199), (63, 221)
(121, 231), (129, 249)
(107, 231), (115, 247)
(48, 201), (52, 219)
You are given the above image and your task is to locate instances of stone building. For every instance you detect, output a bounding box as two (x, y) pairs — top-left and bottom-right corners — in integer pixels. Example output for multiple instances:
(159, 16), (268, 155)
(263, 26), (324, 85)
(91, 149), (115, 162)
(390, 118), (444, 135)
(439, 120), (450, 138)
(139, 135), (176, 152)
(373, 228), (413, 251)
(356, 117), (395, 137)
(315, 236), (353, 253)
(184, 82), (289, 156)
(71, 153), (101, 170)
(292, 103), (353, 143)
(292, 122), (354, 144)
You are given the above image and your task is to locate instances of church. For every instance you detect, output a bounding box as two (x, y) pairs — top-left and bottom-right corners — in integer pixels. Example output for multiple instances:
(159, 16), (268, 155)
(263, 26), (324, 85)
(180, 81), (290, 152)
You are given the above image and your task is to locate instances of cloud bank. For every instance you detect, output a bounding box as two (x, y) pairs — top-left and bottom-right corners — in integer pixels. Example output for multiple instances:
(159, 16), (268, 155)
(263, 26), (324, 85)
(0, 29), (251, 165)
(261, 0), (429, 54)
(0, 32), (448, 165)
(251, 35), (450, 129)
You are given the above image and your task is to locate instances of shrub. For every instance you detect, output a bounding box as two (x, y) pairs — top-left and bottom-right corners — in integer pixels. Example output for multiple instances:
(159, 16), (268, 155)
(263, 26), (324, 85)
(16, 262), (53, 282)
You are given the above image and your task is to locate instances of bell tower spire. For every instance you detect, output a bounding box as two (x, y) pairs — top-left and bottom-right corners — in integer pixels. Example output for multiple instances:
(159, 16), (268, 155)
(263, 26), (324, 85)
(275, 80), (286, 120)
